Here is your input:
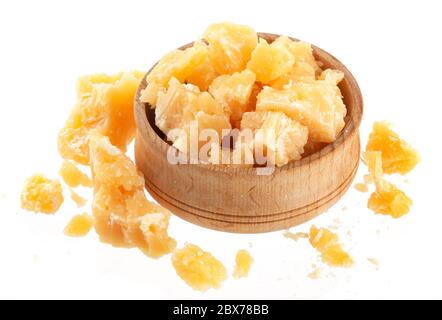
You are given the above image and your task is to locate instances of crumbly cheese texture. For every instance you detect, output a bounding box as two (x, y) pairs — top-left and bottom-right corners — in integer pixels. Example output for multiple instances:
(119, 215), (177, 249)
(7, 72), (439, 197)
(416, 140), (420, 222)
(59, 160), (92, 188)
(155, 78), (231, 154)
(247, 38), (295, 84)
(270, 38), (321, 89)
(64, 213), (94, 237)
(256, 69), (346, 143)
(209, 69), (256, 124)
(143, 23), (346, 165)
(366, 122), (419, 175)
(21, 174), (64, 214)
(309, 226), (353, 267)
(172, 243), (228, 291)
(89, 133), (176, 258)
(233, 250), (253, 279)
(240, 111), (308, 166)
(368, 179), (412, 218)
(141, 41), (217, 106)
(204, 22), (258, 75)
(58, 71), (143, 165)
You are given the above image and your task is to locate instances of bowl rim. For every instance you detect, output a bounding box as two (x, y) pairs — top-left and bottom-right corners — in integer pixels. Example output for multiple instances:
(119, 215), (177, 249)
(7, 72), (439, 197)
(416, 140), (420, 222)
(134, 32), (363, 176)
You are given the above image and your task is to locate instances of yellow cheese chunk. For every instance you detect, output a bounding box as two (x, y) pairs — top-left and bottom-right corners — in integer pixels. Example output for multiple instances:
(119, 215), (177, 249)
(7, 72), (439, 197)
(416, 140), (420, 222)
(172, 243), (227, 291)
(21, 174), (64, 214)
(256, 77), (346, 143)
(309, 226), (353, 267)
(89, 133), (176, 258)
(58, 71), (143, 165)
(233, 249), (253, 278)
(368, 179), (412, 218)
(203, 22), (258, 75)
(366, 121), (420, 175)
(64, 213), (94, 237)
(59, 160), (92, 188)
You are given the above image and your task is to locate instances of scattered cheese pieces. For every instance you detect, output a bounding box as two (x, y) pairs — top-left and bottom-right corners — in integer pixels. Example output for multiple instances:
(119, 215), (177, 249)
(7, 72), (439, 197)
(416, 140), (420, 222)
(309, 225), (353, 267)
(21, 174), (64, 214)
(172, 243), (227, 291)
(233, 249), (253, 279)
(64, 213), (94, 237)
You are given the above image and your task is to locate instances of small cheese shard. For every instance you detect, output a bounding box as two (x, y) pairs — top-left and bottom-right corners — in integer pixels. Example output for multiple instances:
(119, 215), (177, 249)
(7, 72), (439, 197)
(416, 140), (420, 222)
(367, 258), (380, 269)
(203, 22), (258, 75)
(21, 174), (64, 214)
(209, 69), (256, 125)
(354, 183), (369, 193)
(309, 226), (353, 268)
(240, 111), (308, 167)
(58, 71), (143, 165)
(64, 213), (94, 237)
(172, 243), (227, 291)
(69, 188), (87, 208)
(366, 122), (420, 175)
(256, 75), (346, 143)
(283, 230), (309, 241)
(247, 38), (295, 84)
(89, 133), (176, 258)
(59, 160), (92, 188)
(308, 267), (321, 280)
(233, 249), (253, 279)
(368, 179), (412, 218)
(363, 150), (383, 182)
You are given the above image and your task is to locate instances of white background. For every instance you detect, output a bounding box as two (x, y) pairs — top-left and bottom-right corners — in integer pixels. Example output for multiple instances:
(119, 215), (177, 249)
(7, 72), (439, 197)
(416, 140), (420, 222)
(0, 0), (441, 299)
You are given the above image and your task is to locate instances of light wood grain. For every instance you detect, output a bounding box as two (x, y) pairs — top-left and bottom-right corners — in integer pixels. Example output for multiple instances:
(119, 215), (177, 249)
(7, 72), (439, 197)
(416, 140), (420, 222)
(134, 33), (363, 233)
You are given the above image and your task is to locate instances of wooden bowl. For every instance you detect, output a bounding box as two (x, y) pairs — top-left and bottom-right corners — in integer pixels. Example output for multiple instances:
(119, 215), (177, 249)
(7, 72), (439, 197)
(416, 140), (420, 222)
(134, 33), (363, 233)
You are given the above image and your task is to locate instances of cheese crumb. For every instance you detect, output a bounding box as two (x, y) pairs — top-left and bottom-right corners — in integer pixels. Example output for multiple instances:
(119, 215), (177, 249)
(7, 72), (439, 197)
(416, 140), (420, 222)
(69, 188), (87, 207)
(283, 230), (309, 241)
(64, 213), (94, 237)
(233, 249), (253, 279)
